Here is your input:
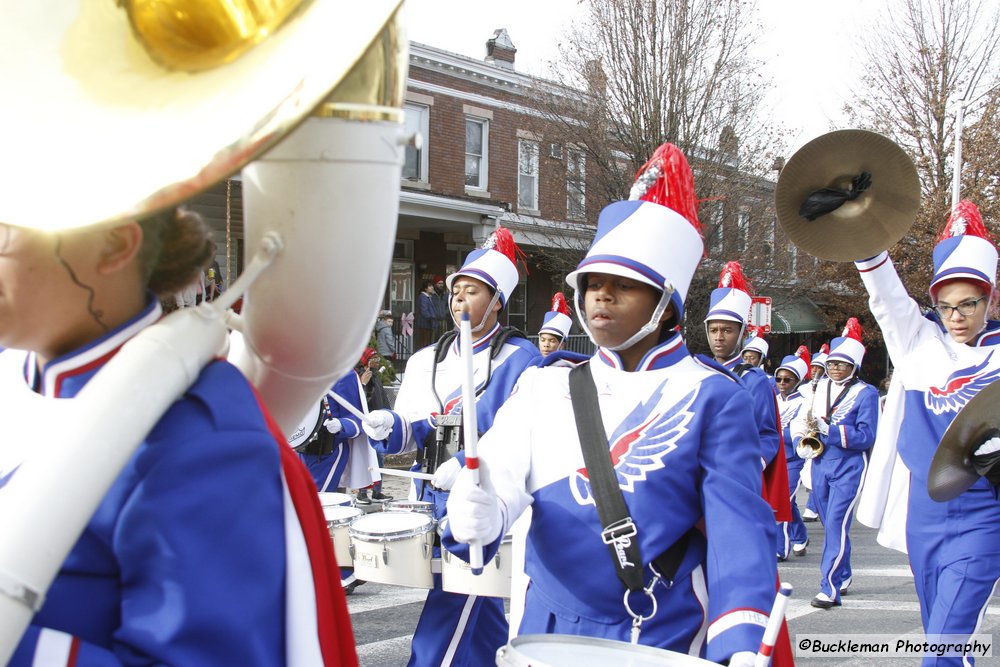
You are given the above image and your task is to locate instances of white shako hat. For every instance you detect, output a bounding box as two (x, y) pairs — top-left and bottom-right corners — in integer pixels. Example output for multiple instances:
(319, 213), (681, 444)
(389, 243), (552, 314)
(930, 200), (998, 296)
(566, 142), (703, 351)
(777, 345), (811, 382)
(811, 343), (830, 369)
(446, 225), (521, 307)
(741, 332), (769, 359)
(705, 261), (753, 329)
(539, 292), (573, 339)
(827, 318), (865, 369)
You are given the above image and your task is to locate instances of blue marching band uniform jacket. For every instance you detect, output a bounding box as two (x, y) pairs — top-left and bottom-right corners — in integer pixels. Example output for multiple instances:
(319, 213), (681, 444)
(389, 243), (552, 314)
(441, 333), (778, 664)
(777, 387), (809, 558)
(721, 355), (782, 467)
(856, 251), (1000, 664)
(298, 371), (365, 493)
(1, 300), (350, 666)
(379, 323), (541, 667)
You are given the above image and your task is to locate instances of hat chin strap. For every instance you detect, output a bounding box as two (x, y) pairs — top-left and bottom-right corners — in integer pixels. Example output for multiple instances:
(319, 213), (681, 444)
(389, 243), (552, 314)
(702, 321), (747, 360)
(577, 282), (676, 353)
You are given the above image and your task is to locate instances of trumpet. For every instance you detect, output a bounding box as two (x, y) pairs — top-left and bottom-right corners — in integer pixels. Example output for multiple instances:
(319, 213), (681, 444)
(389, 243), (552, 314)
(797, 378), (825, 460)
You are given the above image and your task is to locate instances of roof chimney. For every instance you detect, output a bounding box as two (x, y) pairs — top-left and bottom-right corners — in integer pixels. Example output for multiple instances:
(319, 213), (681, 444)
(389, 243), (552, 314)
(485, 29), (516, 69)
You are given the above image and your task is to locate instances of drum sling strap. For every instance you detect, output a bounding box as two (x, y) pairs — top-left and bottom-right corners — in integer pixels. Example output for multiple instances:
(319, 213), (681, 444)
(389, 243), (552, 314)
(568, 362), (692, 642)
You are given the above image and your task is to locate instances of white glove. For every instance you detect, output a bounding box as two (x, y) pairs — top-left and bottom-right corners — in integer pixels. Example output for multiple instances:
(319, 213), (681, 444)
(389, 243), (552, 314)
(323, 418), (342, 434)
(363, 409), (394, 441)
(431, 457), (462, 491)
(816, 418), (830, 436)
(727, 651), (756, 667)
(446, 459), (503, 544)
(974, 436), (1000, 457)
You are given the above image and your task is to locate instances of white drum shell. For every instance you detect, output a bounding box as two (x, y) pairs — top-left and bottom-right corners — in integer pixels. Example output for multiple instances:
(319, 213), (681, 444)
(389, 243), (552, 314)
(496, 634), (717, 667)
(324, 506), (362, 565)
(442, 535), (512, 598)
(348, 512), (434, 589)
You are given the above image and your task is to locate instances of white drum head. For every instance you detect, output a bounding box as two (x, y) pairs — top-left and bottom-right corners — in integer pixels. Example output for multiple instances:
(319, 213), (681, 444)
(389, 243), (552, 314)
(349, 511), (431, 540)
(318, 492), (354, 507)
(497, 635), (716, 667)
(323, 505), (362, 525)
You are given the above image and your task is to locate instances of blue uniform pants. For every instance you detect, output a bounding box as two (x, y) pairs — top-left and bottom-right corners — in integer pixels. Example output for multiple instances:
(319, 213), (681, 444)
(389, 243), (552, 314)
(811, 453), (866, 600)
(907, 481), (1000, 666)
(777, 455), (808, 559)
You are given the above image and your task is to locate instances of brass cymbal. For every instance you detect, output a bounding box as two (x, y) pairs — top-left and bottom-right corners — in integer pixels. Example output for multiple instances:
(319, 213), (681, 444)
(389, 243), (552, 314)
(774, 129), (920, 262)
(928, 379), (1000, 502)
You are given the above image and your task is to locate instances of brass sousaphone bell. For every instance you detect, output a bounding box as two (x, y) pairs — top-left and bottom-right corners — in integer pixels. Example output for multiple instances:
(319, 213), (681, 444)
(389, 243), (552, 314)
(774, 130), (921, 262)
(0, 0), (407, 231)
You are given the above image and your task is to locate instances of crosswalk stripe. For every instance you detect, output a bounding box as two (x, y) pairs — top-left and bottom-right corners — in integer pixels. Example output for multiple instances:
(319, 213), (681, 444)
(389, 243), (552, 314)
(786, 597), (1000, 620)
(346, 586), (429, 613)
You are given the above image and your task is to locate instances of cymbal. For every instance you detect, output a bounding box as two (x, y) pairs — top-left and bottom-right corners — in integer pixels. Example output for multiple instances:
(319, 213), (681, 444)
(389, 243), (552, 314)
(774, 130), (920, 262)
(928, 378), (1000, 502)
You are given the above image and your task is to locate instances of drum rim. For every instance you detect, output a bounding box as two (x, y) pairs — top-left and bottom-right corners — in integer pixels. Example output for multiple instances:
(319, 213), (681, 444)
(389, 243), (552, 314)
(502, 634), (717, 665)
(348, 513), (432, 542)
(323, 506), (363, 525)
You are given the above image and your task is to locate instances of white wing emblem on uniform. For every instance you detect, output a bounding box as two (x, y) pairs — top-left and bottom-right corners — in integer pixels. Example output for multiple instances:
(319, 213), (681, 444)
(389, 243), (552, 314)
(924, 354), (1000, 415)
(830, 391), (859, 425)
(570, 384), (698, 506)
(780, 403), (801, 429)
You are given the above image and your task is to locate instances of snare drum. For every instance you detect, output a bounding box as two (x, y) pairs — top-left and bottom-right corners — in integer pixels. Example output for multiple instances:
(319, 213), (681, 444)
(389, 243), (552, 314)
(323, 505), (363, 565)
(442, 534), (512, 598)
(348, 511), (435, 588)
(317, 491), (354, 508)
(495, 634), (716, 666)
(383, 499), (435, 518)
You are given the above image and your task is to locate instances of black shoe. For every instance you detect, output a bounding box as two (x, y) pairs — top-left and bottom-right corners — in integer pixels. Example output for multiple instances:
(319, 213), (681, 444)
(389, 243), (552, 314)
(371, 492), (393, 502)
(343, 579), (366, 596)
(355, 492), (371, 506)
(777, 554), (787, 562)
(810, 595), (841, 609)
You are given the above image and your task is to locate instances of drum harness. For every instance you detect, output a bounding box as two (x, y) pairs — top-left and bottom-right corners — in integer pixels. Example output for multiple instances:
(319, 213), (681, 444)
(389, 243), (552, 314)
(569, 362), (693, 644)
(295, 396), (336, 456)
(420, 327), (527, 491)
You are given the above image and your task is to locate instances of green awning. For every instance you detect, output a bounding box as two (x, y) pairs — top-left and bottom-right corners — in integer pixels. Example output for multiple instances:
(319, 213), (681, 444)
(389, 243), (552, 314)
(770, 297), (827, 334)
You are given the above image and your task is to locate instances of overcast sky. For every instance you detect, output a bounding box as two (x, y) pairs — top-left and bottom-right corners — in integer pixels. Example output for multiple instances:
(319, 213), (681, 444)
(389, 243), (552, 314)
(404, 0), (875, 155)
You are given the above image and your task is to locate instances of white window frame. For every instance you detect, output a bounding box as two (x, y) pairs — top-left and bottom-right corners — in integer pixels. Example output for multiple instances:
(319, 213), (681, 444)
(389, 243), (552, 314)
(789, 242), (798, 275)
(517, 139), (539, 213)
(567, 149), (586, 220)
(763, 216), (775, 262)
(706, 202), (725, 255)
(403, 102), (430, 184)
(465, 116), (489, 192)
(736, 211), (749, 253)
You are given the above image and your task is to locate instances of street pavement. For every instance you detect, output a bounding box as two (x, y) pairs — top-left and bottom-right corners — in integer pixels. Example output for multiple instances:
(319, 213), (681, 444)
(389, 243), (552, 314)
(342, 477), (1000, 666)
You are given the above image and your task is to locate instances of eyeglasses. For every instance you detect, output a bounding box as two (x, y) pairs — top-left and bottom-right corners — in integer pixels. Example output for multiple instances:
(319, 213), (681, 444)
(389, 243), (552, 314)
(774, 376), (796, 384)
(826, 361), (853, 370)
(934, 295), (987, 319)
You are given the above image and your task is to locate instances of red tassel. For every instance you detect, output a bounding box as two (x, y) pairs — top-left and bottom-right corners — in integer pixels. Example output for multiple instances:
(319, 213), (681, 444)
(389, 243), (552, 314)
(633, 143), (702, 235)
(483, 225), (530, 276)
(842, 317), (863, 341)
(550, 292), (571, 316)
(938, 200), (992, 244)
(717, 261), (754, 294)
(794, 345), (811, 367)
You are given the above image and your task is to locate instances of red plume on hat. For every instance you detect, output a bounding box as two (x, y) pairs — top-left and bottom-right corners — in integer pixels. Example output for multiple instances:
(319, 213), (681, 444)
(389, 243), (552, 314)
(820, 343), (830, 354)
(842, 317), (863, 341)
(549, 292), (571, 316)
(630, 143), (702, 235)
(938, 200), (992, 244)
(482, 225), (528, 273)
(717, 261), (754, 294)
(794, 345), (811, 368)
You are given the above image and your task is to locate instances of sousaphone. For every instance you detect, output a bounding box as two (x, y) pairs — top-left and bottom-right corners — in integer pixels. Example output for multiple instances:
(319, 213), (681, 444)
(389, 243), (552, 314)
(774, 130), (921, 262)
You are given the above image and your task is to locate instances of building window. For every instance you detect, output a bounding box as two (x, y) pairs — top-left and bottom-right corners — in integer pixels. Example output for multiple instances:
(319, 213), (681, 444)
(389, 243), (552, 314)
(705, 201), (725, 255)
(567, 149), (586, 220)
(789, 243), (798, 275)
(505, 276), (527, 331)
(736, 211), (749, 253)
(763, 216), (775, 262)
(403, 103), (429, 182)
(517, 140), (539, 212)
(465, 117), (489, 190)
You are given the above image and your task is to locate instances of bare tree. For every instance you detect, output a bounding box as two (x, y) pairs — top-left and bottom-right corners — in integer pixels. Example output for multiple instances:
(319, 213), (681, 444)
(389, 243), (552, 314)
(847, 0), (1000, 300)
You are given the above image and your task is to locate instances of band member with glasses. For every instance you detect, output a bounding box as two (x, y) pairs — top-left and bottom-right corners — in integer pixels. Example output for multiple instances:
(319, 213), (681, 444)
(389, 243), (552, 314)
(774, 347), (811, 560)
(791, 319), (879, 609)
(857, 201), (1000, 666)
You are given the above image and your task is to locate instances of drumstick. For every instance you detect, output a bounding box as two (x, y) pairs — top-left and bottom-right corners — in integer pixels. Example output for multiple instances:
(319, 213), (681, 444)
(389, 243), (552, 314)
(328, 390), (375, 425)
(370, 466), (434, 481)
(459, 304), (485, 575)
(754, 582), (793, 667)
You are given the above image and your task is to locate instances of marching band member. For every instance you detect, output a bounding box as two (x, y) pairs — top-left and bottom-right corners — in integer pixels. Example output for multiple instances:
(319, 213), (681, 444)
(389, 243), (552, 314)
(857, 201), (1000, 665)
(791, 319), (879, 609)
(810, 343), (829, 382)
(775, 347), (812, 560)
(741, 333), (770, 369)
(537, 292), (573, 357)
(298, 372), (366, 495)
(368, 227), (541, 666)
(801, 343), (830, 523)
(441, 144), (779, 666)
(704, 263), (781, 466)
(1, 209), (354, 666)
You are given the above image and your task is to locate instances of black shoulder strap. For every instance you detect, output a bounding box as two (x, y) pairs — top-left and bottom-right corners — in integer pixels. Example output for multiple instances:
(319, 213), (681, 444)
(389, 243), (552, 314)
(491, 326), (527, 359)
(568, 363), (692, 592)
(433, 331), (458, 364)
